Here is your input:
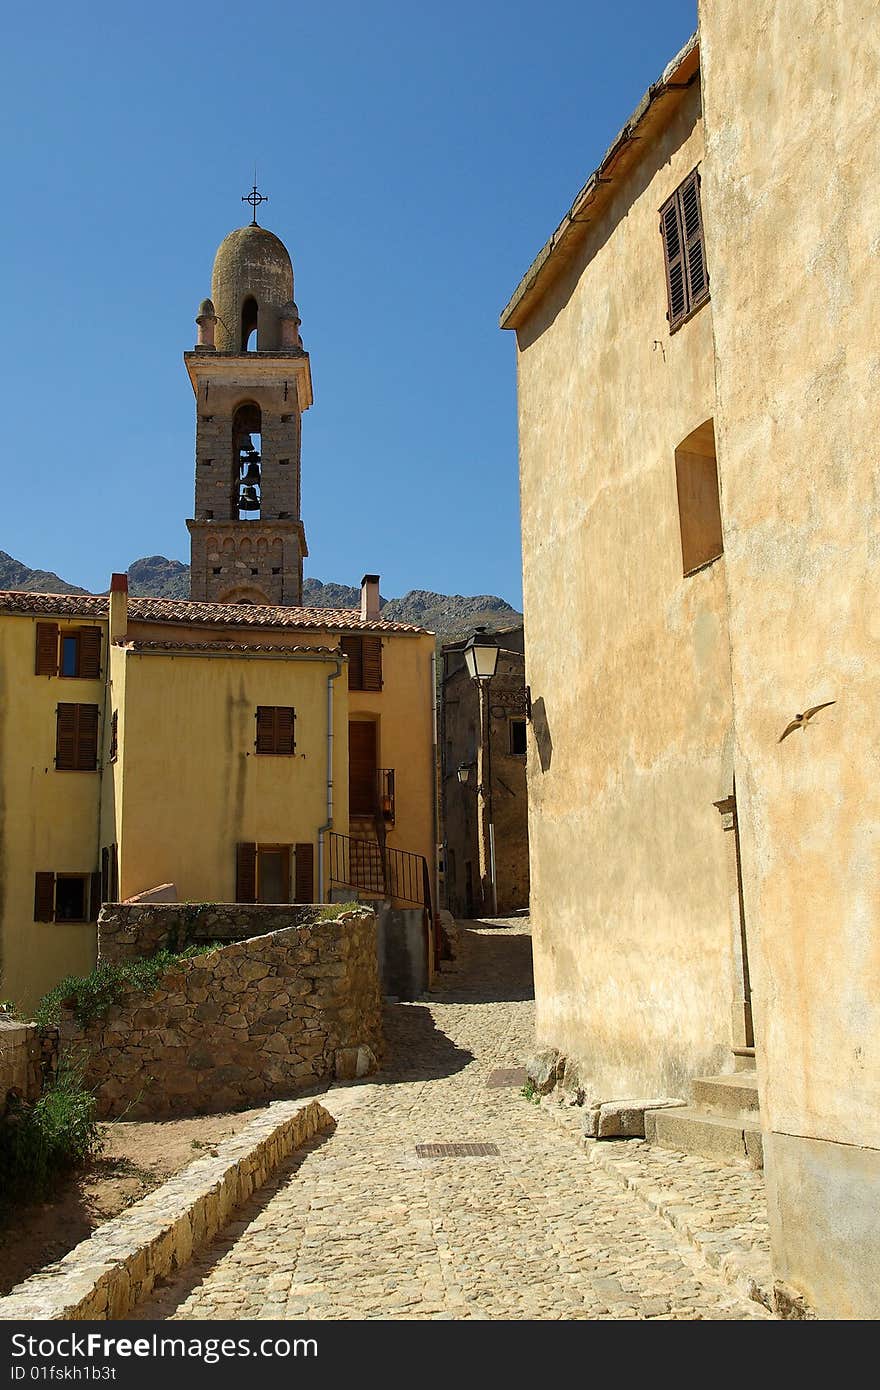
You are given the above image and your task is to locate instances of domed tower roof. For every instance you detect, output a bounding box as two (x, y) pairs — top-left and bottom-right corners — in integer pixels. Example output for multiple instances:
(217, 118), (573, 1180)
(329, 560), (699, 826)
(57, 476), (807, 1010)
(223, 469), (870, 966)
(211, 224), (295, 353)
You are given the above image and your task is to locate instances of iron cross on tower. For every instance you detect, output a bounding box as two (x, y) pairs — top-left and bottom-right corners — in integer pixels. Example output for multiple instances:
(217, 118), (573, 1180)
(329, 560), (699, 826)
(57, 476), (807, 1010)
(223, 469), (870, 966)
(242, 181), (268, 225)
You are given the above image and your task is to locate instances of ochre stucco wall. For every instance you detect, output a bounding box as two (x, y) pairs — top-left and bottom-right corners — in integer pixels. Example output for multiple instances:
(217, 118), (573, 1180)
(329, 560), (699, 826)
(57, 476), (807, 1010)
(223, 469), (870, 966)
(0, 615), (103, 1010)
(699, 0), (880, 1316)
(514, 79), (738, 1098)
(114, 647), (349, 904)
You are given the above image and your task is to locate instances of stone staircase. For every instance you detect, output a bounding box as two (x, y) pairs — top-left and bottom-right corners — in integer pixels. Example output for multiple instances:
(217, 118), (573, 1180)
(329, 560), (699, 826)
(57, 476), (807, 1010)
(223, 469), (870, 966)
(646, 1071), (763, 1168)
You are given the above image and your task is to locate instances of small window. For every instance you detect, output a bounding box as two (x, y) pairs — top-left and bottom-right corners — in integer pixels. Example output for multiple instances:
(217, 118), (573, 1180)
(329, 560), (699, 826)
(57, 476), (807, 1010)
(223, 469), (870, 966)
(36, 625), (101, 679)
(205, 510), (214, 520)
(279, 457), (290, 466)
(55, 876), (87, 922)
(109, 710), (118, 763)
(675, 420), (723, 575)
(56, 704), (100, 771)
(341, 636), (383, 692)
(509, 718), (527, 755)
(204, 458), (213, 466)
(251, 567), (258, 576)
(255, 706), (296, 755)
(212, 567), (221, 575)
(272, 566), (281, 575)
(659, 168), (709, 332)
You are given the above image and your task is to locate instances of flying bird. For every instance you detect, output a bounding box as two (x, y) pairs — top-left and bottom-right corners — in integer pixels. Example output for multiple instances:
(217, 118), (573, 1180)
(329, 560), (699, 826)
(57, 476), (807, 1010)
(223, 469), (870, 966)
(778, 701), (836, 743)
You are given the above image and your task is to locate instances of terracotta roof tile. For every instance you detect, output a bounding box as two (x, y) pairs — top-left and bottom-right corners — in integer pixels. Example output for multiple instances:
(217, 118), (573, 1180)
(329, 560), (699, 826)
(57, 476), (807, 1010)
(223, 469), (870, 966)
(123, 639), (343, 656)
(0, 590), (429, 635)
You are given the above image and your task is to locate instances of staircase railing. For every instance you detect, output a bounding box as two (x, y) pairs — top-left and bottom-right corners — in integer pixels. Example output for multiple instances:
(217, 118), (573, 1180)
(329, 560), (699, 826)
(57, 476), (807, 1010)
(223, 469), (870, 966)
(328, 831), (430, 912)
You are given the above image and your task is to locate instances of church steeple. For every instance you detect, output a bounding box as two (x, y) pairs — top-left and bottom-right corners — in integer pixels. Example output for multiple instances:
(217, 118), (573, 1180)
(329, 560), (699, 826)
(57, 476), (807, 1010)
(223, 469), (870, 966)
(184, 211), (312, 606)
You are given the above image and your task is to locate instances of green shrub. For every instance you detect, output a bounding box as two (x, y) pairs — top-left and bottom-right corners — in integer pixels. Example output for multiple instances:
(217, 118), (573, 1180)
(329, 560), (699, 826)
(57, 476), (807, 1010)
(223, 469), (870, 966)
(34, 945), (215, 1030)
(0, 1061), (103, 1206)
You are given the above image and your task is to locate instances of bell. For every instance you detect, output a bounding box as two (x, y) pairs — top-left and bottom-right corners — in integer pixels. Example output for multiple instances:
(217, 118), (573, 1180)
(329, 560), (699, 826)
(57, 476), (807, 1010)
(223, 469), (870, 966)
(239, 485), (260, 511)
(241, 461), (261, 485)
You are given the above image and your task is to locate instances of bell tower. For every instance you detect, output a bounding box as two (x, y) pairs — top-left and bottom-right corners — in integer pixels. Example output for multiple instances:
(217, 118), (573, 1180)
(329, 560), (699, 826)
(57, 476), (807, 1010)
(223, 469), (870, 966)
(185, 199), (312, 605)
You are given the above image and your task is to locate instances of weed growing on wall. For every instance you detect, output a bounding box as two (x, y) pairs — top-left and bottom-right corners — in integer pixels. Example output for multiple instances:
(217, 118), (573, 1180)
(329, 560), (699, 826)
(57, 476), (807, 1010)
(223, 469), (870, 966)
(34, 946), (216, 1030)
(0, 1059), (103, 1209)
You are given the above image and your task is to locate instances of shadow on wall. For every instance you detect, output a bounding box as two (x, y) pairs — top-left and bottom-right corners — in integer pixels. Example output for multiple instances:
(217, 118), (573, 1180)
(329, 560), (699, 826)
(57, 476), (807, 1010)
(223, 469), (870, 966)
(531, 697), (553, 772)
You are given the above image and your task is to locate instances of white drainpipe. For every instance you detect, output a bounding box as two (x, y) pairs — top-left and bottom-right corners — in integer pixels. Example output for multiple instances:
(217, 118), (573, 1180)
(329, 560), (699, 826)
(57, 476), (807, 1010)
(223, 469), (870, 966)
(318, 658), (343, 901)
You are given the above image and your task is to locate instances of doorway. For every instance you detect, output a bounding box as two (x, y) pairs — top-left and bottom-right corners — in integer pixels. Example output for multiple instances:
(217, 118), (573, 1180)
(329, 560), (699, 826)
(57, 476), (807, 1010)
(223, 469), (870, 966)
(257, 845), (291, 903)
(349, 721), (378, 816)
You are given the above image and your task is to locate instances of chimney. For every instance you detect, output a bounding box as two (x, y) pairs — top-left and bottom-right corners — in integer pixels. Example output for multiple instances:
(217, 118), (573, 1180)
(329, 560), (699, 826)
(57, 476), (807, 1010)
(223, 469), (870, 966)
(109, 572), (129, 643)
(360, 574), (381, 622)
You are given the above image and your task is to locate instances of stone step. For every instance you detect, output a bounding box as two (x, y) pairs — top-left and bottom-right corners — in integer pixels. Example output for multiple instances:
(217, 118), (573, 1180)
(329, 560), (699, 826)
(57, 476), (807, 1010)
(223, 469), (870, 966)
(690, 1072), (759, 1118)
(645, 1105), (763, 1168)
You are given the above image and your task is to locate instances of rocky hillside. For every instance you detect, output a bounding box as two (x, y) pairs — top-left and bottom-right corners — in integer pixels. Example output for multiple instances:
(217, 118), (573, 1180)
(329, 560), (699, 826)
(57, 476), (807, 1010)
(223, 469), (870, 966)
(0, 552), (522, 641)
(0, 551), (88, 596)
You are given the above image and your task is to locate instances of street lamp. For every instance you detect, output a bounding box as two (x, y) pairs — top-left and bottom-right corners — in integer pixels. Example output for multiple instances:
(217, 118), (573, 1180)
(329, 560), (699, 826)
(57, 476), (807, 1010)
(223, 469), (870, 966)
(463, 627), (499, 917)
(463, 627), (500, 682)
(457, 762), (473, 784)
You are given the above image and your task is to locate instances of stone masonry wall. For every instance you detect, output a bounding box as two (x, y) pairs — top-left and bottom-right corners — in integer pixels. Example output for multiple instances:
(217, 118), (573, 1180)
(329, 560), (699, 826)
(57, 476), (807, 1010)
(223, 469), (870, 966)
(0, 1016), (58, 1112)
(63, 907), (382, 1117)
(97, 902), (322, 965)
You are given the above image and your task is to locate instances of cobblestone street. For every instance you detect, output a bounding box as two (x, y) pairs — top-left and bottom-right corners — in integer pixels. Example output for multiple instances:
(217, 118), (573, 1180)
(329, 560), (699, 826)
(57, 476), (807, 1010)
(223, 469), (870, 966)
(136, 920), (770, 1321)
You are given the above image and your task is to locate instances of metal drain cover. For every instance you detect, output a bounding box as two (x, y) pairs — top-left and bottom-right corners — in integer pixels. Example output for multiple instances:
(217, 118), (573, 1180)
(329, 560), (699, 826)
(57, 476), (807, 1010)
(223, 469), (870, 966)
(416, 1143), (500, 1158)
(486, 1067), (528, 1089)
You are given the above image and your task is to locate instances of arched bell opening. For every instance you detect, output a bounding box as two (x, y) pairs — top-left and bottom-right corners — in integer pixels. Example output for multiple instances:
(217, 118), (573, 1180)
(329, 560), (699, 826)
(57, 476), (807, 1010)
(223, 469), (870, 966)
(241, 295), (258, 351)
(231, 402), (262, 520)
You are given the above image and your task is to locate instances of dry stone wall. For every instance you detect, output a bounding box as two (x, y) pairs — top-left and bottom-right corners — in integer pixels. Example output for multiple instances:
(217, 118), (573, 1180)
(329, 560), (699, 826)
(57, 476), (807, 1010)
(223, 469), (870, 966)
(0, 1017), (58, 1111)
(97, 902), (321, 964)
(63, 907), (382, 1117)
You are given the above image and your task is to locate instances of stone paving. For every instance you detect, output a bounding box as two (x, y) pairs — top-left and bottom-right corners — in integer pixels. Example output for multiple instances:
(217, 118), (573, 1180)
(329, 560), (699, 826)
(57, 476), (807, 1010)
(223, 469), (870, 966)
(136, 919), (771, 1320)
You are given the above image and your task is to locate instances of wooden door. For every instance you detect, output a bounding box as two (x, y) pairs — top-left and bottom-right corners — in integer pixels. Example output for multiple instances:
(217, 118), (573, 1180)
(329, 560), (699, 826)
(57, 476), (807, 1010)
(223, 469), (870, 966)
(257, 845), (290, 903)
(349, 721), (378, 816)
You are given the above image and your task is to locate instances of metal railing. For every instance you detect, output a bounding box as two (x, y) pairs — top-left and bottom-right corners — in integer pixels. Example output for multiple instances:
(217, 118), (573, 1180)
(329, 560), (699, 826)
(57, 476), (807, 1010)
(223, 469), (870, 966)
(328, 831), (431, 913)
(378, 768), (395, 824)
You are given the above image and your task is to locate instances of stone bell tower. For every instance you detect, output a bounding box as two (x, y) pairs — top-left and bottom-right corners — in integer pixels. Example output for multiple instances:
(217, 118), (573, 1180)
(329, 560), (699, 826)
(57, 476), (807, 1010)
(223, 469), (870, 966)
(185, 200), (312, 605)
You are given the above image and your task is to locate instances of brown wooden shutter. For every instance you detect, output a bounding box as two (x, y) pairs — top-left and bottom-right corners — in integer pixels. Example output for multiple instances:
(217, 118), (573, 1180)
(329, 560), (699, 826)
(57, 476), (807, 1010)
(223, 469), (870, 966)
(660, 192), (687, 328)
(362, 636), (383, 691)
(109, 709), (118, 761)
(341, 636), (363, 690)
(55, 704), (78, 769)
(110, 844), (119, 900)
(276, 706), (295, 754)
(78, 627), (102, 680)
(294, 843), (314, 903)
(679, 169), (709, 310)
(255, 706), (275, 753)
(89, 871), (102, 921)
(75, 705), (99, 770)
(34, 872), (55, 922)
(101, 847), (109, 902)
(35, 623), (59, 676)
(236, 842), (257, 902)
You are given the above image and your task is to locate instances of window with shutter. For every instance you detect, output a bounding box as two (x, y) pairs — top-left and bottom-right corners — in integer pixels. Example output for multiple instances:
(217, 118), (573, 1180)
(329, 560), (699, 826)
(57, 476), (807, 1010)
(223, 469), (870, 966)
(109, 710), (118, 762)
(35, 623), (59, 676)
(294, 843), (315, 903)
(362, 636), (383, 692)
(236, 842), (257, 902)
(110, 844), (119, 901)
(341, 636), (364, 690)
(77, 627), (102, 680)
(34, 872), (55, 922)
(660, 168), (709, 331)
(56, 704), (99, 771)
(255, 706), (295, 754)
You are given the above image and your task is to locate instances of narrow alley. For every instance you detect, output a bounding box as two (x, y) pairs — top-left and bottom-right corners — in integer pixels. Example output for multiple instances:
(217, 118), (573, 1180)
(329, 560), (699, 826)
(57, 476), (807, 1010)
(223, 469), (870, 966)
(131, 921), (768, 1321)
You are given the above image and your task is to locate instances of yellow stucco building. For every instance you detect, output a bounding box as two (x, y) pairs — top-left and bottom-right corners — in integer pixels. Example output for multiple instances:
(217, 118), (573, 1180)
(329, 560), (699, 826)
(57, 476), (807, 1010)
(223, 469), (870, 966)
(503, 5), (879, 1319)
(0, 215), (438, 1013)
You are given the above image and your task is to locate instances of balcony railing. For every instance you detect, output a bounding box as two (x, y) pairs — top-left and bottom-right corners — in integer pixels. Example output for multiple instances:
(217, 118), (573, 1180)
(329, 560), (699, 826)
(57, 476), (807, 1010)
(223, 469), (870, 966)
(378, 768), (395, 824)
(328, 831), (431, 914)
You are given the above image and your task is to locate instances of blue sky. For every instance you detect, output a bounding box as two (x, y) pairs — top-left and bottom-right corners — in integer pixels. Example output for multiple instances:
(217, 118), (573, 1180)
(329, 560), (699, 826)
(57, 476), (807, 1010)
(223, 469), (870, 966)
(1, 1), (695, 606)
